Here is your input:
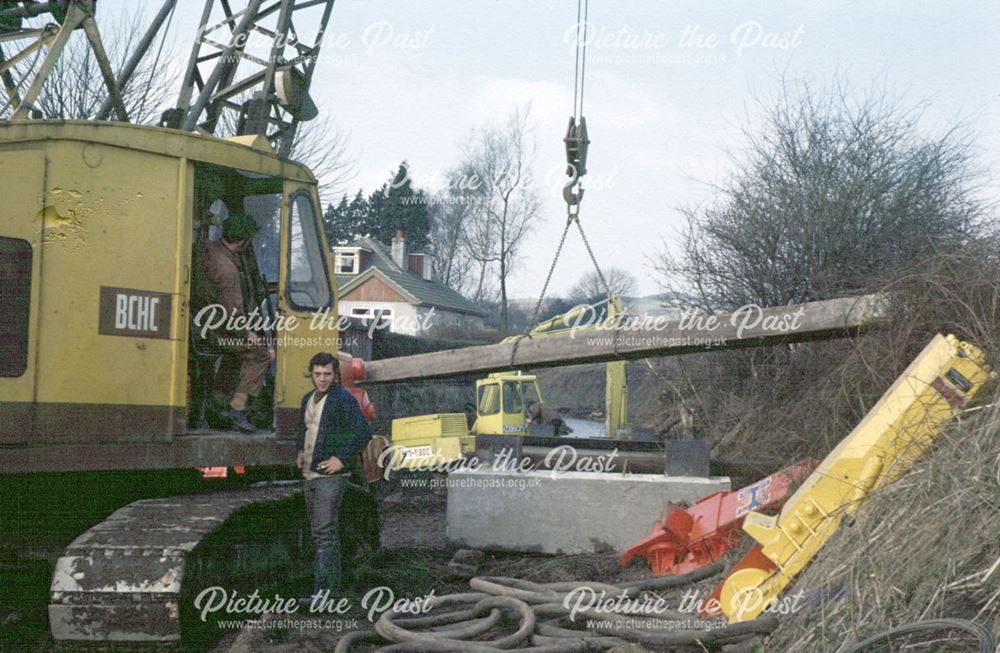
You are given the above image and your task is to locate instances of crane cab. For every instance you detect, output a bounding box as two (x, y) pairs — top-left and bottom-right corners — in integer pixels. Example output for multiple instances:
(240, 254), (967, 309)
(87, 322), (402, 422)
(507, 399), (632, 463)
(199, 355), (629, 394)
(388, 372), (548, 469)
(469, 372), (543, 436)
(0, 121), (341, 472)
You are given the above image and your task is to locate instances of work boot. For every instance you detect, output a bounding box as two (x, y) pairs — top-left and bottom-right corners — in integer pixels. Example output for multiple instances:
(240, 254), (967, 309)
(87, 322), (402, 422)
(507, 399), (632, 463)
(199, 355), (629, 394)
(223, 408), (255, 433)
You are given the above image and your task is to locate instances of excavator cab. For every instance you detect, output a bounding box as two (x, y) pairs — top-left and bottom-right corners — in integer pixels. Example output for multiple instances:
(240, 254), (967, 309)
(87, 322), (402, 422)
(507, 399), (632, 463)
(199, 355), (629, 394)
(470, 372), (543, 436)
(186, 161), (332, 432)
(184, 154), (336, 436)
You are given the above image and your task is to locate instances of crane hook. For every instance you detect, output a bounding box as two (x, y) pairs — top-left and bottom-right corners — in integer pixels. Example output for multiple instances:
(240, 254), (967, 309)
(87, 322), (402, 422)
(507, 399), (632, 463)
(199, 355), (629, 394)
(563, 115), (589, 208)
(563, 166), (584, 208)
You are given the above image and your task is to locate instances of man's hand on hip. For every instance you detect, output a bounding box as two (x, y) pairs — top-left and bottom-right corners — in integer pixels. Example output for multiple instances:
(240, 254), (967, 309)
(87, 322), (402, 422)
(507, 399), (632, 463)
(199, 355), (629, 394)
(296, 451), (305, 471)
(317, 456), (344, 474)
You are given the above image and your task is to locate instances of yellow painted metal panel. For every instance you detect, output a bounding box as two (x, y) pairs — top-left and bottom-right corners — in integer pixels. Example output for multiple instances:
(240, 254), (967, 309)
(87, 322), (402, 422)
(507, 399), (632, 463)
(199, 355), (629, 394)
(392, 413), (470, 443)
(33, 140), (183, 408)
(0, 149), (45, 411)
(389, 435), (475, 469)
(0, 122), (314, 184)
(169, 159), (193, 411)
(274, 182), (339, 425)
(605, 360), (628, 438)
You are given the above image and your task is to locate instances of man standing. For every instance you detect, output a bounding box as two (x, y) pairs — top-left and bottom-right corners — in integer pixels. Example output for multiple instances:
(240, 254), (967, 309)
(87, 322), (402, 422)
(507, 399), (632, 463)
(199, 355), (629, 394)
(297, 352), (372, 595)
(193, 210), (270, 432)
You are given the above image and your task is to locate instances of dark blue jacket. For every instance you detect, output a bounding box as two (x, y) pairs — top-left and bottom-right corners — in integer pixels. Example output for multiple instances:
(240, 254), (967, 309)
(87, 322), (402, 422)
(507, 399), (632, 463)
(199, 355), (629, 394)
(297, 385), (372, 474)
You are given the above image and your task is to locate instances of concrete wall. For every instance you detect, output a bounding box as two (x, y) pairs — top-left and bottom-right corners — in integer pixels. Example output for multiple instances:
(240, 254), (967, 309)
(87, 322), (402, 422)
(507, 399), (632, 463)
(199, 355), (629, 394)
(447, 468), (730, 554)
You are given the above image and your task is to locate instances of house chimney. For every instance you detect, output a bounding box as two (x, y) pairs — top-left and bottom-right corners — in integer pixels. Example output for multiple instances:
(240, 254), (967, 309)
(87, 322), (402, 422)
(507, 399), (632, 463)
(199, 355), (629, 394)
(423, 257), (433, 281)
(391, 228), (406, 269)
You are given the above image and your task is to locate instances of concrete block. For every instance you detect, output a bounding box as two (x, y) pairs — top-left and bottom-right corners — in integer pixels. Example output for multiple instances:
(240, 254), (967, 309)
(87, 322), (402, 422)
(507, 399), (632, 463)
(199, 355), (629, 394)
(447, 469), (730, 554)
(665, 439), (711, 477)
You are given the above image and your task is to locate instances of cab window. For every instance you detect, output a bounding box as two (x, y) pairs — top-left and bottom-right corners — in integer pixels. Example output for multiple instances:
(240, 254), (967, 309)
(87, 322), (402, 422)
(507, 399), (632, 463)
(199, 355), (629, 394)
(521, 381), (540, 416)
(502, 382), (523, 414)
(287, 192), (332, 310)
(245, 193), (281, 285)
(477, 383), (500, 415)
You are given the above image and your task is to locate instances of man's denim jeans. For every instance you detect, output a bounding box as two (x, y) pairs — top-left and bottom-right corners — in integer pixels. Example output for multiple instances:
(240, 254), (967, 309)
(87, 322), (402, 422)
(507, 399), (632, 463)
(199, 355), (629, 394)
(304, 474), (349, 594)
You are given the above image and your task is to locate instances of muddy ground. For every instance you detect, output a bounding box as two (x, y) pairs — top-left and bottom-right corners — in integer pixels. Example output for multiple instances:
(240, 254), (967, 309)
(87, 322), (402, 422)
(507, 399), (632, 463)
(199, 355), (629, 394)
(206, 484), (702, 653)
(2, 472), (733, 652)
(209, 487), (455, 653)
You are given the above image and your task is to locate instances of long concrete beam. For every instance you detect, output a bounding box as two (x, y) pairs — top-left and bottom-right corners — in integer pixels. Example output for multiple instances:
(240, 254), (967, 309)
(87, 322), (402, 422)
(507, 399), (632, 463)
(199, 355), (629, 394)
(362, 294), (886, 384)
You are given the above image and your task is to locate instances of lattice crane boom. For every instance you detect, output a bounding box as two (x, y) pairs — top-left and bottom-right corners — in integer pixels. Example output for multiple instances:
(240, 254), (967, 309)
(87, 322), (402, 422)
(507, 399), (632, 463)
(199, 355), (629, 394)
(0, 0), (335, 156)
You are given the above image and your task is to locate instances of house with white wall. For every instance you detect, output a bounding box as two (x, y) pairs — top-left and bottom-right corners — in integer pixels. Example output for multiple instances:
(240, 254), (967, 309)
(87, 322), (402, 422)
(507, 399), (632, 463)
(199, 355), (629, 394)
(333, 230), (486, 335)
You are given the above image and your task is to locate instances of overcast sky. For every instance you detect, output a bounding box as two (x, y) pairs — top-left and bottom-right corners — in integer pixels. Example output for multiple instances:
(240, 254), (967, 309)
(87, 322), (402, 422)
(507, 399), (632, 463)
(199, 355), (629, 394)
(151, 0), (999, 299)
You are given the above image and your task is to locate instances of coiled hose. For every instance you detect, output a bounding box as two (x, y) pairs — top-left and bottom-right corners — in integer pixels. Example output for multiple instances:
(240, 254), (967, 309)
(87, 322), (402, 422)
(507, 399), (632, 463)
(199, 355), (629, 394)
(334, 562), (778, 652)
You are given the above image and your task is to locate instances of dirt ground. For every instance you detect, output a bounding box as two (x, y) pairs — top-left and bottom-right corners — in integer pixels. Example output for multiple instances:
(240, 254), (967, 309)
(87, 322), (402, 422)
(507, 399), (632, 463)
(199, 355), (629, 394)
(375, 487), (449, 550)
(207, 484), (680, 653)
(209, 486), (456, 653)
(205, 479), (744, 653)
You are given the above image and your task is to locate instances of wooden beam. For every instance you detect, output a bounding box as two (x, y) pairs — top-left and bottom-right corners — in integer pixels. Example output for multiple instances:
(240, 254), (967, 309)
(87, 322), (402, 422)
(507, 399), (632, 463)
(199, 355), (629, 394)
(362, 294), (886, 383)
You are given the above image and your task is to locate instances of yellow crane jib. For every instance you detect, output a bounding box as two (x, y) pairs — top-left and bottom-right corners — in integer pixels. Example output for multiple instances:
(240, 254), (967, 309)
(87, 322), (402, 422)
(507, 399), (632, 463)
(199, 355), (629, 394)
(712, 334), (993, 623)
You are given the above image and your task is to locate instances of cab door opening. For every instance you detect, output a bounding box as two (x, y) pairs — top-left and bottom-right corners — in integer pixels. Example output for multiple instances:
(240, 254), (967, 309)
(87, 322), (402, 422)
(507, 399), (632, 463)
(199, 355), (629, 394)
(187, 163), (282, 433)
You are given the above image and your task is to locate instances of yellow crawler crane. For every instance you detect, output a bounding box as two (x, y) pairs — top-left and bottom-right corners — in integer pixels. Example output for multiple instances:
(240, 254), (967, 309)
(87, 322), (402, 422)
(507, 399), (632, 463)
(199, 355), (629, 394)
(713, 334), (993, 622)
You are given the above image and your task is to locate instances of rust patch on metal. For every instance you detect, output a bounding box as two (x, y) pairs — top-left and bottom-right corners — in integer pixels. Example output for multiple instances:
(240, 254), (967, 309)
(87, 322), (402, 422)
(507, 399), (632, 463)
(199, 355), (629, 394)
(34, 187), (117, 249)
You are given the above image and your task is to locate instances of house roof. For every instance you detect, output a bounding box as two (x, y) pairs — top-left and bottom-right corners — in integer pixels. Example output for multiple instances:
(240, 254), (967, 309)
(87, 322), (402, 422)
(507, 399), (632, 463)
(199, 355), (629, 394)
(335, 237), (487, 317)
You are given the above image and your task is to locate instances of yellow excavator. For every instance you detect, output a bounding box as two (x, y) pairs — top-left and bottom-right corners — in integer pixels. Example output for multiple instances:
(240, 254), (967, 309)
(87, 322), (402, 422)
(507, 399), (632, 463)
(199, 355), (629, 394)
(389, 297), (633, 468)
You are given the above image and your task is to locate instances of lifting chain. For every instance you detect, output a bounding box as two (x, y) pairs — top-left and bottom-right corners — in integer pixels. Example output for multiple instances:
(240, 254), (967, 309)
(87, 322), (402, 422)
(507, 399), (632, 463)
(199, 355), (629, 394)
(508, 0), (621, 368)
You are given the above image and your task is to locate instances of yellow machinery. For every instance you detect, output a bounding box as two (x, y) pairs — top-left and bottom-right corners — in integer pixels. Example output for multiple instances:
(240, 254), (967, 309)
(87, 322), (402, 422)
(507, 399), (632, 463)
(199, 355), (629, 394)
(391, 412), (477, 468)
(0, 0), (349, 469)
(507, 297), (630, 440)
(389, 298), (630, 469)
(390, 371), (543, 468)
(0, 2), (373, 645)
(0, 121), (338, 467)
(0, 121), (375, 644)
(711, 334), (993, 622)
(470, 371), (544, 436)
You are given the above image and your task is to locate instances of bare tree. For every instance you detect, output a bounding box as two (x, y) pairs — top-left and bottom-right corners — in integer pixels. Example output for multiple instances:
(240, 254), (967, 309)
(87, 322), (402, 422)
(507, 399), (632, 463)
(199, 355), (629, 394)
(2, 5), (177, 124)
(428, 166), (479, 295)
(459, 105), (541, 329)
(656, 78), (989, 310)
(214, 101), (355, 206)
(283, 115), (355, 206)
(569, 267), (638, 303)
(461, 186), (501, 305)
